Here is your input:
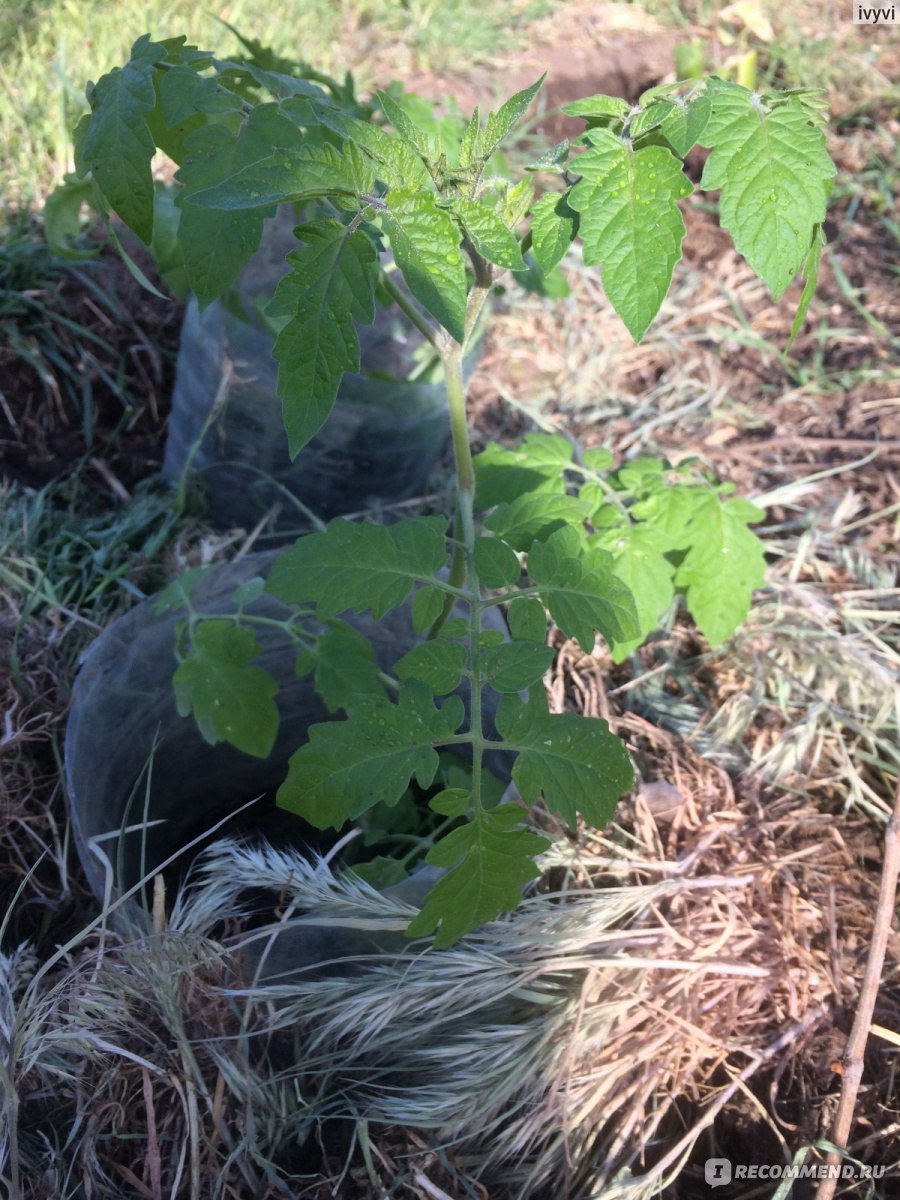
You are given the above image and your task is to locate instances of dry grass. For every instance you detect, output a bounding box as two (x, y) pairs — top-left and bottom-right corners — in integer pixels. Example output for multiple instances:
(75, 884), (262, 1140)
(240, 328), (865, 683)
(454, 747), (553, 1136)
(3, 799), (881, 1200)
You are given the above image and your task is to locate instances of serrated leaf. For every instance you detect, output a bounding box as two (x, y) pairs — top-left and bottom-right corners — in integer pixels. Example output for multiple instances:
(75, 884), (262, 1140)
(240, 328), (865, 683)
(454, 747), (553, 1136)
(525, 139), (570, 173)
(429, 787), (470, 817)
(501, 177), (535, 228)
(265, 218), (379, 456)
(483, 641), (555, 692)
(181, 107), (372, 210)
(479, 630), (507, 649)
(411, 585), (445, 634)
(406, 805), (549, 947)
(153, 565), (211, 613)
(458, 107), (481, 169)
(481, 76), (545, 159)
(699, 83), (835, 299)
(230, 577), (265, 606)
(395, 640), (467, 695)
(786, 224), (825, 350)
(659, 93), (711, 155)
(599, 523), (676, 660)
(376, 89), (431, 157)
(562, 94), (630, 121)
(527, 525), (639, 653)
(630, 100), (674, 139)
(498, 691), (633, 828)
(81, 35), (163, 242)
(582, 446), (615, 471)
(349, 858), (410, 889)
(267, 516), (448, 620)
(294, 649), (315, 677)
(530, 191), (578, 273)
(474, 537), (520, 588)
(43, 175), (97, 259)
(453, 198), (526, 270)
(316, 108), (431, 189)
(485, 491), (592, 552)
(474, 433), (573, 509)
(672, 493), (766, 646)
(438, 618), (468, 639)
(175, 122), (266, 305)
(568, 128), (692, 341)
(315, 622), (385, 712)
(384, 188), (467, 342)
(506, 597), (547, 644)
(173, 620), (279, 757)
(158, 62), (242, 130)
(277, 683), (464, 827)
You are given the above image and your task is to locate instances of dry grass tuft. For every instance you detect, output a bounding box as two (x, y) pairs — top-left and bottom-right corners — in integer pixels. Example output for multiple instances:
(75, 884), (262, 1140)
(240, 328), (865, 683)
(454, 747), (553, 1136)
(1, 800), (873, 1199)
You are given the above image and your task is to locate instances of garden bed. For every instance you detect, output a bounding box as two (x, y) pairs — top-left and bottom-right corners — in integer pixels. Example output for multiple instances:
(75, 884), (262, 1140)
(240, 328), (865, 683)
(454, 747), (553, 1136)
(1, 3), (898, 1197)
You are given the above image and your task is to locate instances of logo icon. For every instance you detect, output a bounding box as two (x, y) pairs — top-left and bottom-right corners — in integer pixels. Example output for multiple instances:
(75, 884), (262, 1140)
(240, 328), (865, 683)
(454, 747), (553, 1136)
(705, 1158), (732, 1188)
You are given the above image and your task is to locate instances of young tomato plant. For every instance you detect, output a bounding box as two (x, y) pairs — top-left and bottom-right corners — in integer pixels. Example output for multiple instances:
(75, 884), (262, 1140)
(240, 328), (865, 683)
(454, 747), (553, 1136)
(75, 33), (835, 946)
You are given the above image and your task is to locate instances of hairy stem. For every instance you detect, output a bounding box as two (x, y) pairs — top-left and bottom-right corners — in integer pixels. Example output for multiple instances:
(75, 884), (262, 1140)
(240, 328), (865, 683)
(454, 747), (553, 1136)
(379, 270), (440, 350)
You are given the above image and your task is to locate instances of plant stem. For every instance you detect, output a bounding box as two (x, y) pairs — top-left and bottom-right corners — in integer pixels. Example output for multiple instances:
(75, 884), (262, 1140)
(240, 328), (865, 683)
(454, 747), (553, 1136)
(440, 339), (485, 814)
(818, 774), (900, 1200)
(379, 271), (440, 350)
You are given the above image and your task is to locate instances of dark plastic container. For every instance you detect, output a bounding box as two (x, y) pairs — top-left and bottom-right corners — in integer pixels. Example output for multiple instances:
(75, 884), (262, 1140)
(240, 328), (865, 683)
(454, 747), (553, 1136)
(163, 208), (456, 529)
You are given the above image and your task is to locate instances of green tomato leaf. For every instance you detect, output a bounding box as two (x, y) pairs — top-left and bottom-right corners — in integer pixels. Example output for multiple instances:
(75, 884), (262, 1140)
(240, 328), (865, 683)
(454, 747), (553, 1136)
(43, 175), (98, 260)
(230, 577), (266, 606)
(349, 858), (410, 889)
(315, 107), (431, 189)
(568, 128), (692, 341)
(266, 516), (449, 620)
(180, 105), (373, 210)
(383, 188), (468, 342)
(376, 89), (432, 157)
(453, 198), (526, 270)
(483, 641), (555, 692)
(562, 94), (630, 122)
(530, 190), (578, 273)
(498, 691), (634, 828)
(265, 218), (380, 457)
(501, 177), (535, 228)
(527, 525), (640, 653)
(659, 93), (711, 156)
(154, 565), (211, 613)
(411, 585), (445, 635)
(474, 433), (572, 508)
(699, 83), (835, 299)
(395, 641), (467, 695)
(429, 787), (471, 817)
(524, 139), (570, 174)
(277, 683), (464, 827)
(406, 805), (549, 947)
(474, 536), (521, 589)
(582, 446), (615, 472)
(506, 596), (548, 643)
(598, 523), (676, 660)
(173, 619), (279, 757)
(314, 622), (385, 712)
(485, 492), (592, 553)
(672, 493), (766, 646)
(81, 35), (164, 242)
(481, 75), (545, 159)
(786, 224), (825, 351)
(175, 122), (268, 306)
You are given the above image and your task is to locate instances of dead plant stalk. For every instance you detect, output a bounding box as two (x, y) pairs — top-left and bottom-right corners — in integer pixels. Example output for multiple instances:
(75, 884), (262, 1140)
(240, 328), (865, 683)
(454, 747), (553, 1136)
(819, 776), (900, 1200)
